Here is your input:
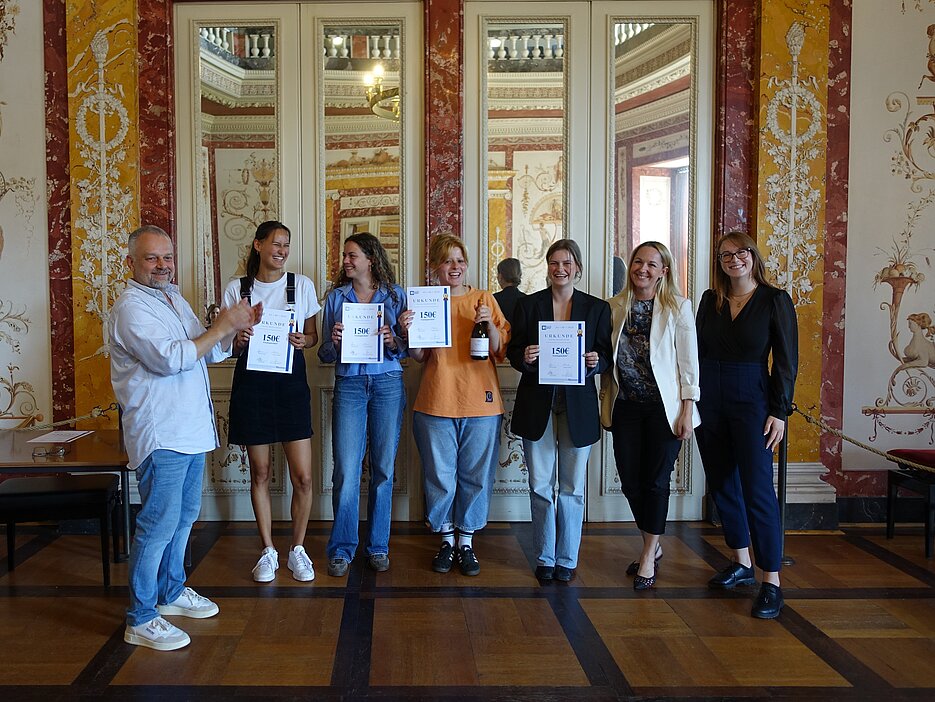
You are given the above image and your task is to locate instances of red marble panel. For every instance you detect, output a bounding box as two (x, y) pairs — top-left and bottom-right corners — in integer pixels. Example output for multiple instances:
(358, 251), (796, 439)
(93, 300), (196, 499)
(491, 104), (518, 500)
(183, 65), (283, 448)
(425, 0), (463, 255)
(138, 0), (175, 234)
(713, 0), (757, 242)
(44, 0), (74, 423)
(821, 0), (882, 496)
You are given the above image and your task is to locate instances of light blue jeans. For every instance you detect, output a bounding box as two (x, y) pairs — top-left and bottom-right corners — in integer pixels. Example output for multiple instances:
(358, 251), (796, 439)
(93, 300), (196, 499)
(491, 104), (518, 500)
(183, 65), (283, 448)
(327, 372), (405, 561)
(523, 411), (591, 568)
(127, 449), (204, 626)
(413, 412), (501, 533)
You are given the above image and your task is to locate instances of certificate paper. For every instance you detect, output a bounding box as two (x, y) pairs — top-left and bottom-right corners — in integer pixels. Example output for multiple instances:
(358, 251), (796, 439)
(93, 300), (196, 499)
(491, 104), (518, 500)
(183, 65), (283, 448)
(406, 286), (452, 348)
(28, 430), (93, 443)
(340, 303), (385, 364)
(246, 308), (295, 374)
(538, 321), (586, 386)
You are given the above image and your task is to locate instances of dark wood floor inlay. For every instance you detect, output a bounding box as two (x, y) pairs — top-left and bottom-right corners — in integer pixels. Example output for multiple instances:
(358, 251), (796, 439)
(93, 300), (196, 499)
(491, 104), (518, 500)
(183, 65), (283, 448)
(1, 521), (933, 700)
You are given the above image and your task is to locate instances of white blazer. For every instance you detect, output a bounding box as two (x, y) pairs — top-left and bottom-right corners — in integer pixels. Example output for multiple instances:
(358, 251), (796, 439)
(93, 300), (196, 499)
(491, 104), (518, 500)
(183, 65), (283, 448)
(600, 294), (701, 433)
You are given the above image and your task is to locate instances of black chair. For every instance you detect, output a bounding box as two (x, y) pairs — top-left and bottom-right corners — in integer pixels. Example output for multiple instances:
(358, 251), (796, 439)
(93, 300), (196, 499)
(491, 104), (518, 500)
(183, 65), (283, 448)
(886, 449), (935, 558)
(0, 474), (121, 586)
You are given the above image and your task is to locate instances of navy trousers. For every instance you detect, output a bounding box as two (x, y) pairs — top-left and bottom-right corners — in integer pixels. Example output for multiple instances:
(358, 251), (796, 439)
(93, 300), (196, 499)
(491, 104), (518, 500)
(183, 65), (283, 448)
(696, 360), (782, 572)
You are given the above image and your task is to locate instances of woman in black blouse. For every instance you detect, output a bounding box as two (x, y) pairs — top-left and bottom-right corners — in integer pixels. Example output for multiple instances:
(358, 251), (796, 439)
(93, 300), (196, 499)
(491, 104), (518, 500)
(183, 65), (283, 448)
(696, 232), (797, 619)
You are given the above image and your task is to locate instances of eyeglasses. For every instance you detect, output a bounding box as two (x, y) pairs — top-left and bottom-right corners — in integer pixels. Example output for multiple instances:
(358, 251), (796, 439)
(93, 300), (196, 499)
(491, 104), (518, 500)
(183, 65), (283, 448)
(718, 248), (752, 263)
(32, 446), (68, 458)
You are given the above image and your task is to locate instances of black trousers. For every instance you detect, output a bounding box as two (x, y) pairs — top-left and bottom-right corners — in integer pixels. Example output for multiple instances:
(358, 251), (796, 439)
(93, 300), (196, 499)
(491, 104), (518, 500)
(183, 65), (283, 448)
(696, 360), (782, 572)
(610, 399), (681, 535)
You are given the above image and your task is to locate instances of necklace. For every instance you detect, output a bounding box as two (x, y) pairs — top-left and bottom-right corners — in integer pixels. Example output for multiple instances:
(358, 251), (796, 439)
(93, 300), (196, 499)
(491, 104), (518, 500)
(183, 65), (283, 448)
(728, 286), (756, 303)
(354, 284), (377, 303)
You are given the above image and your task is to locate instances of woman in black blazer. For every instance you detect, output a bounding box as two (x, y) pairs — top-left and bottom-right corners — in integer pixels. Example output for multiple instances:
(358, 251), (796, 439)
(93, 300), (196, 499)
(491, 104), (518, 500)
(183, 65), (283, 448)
(507, 239), (612, 582)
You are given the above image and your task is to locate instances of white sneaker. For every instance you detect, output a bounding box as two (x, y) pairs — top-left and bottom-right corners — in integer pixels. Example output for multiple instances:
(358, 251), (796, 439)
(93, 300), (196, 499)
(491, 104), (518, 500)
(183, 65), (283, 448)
(157, 587), (220, 619)
(288, 545), (315, 582)
(252, 546), (279, 583)
(124, 616), (191, 651)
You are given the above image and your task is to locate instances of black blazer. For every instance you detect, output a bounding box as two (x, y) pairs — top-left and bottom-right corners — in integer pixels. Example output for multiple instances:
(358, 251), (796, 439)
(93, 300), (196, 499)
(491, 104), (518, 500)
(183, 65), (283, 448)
(493, 285), (526, 325)
(507, 288), (613, 447)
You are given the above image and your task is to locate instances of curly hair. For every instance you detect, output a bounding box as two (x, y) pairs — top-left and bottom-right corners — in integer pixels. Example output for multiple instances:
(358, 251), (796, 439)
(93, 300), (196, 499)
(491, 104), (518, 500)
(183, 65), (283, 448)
(332, 232), (399, 303)
(908, 312), (935, 338)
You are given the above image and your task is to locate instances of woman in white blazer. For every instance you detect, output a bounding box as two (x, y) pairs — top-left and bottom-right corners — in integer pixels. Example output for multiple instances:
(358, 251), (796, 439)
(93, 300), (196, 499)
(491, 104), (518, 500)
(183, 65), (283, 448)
(600, 241), (700, 590)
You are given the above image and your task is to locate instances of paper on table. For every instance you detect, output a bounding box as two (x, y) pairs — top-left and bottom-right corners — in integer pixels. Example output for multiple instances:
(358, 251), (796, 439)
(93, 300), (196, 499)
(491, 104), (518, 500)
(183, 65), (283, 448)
(27, 430), (94, 443)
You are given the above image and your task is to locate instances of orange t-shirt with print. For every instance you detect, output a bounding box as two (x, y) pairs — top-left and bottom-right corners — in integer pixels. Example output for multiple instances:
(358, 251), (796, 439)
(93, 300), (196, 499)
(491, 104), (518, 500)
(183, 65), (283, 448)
(413, 287), (510, 418)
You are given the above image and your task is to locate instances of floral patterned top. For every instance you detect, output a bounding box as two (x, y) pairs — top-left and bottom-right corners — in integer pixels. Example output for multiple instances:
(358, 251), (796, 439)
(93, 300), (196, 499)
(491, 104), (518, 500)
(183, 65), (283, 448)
(616, 298), (662, 403)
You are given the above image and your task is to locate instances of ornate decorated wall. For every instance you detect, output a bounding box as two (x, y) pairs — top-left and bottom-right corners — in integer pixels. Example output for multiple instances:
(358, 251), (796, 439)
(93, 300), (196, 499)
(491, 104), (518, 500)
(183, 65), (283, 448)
(0, 0), (49, 429)
(841, 0), (935, 482)
(40, 0), (173, 430)
(755, 2), (828, 469)
(3, 0), (926, 502)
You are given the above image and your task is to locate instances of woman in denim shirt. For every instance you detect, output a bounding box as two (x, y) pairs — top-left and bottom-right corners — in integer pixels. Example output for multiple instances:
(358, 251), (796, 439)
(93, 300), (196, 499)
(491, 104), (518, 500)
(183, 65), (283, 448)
(318, 233), (408, 577)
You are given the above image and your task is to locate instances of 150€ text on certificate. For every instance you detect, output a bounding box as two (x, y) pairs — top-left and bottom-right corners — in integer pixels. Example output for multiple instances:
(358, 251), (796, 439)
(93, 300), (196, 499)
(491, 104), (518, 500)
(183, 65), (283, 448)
(246, 308), (296, 374)
(538, 321), (585, 386)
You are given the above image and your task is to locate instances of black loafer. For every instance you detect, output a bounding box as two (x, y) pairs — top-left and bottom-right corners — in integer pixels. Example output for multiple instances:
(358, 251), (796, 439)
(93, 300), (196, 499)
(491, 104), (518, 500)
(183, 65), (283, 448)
(708, 562), (756, 589)
(432, 542), (454, 573)
(535, 565), (554, 581)
(751, 583), (784, 619)
(554, 565), (575, 582)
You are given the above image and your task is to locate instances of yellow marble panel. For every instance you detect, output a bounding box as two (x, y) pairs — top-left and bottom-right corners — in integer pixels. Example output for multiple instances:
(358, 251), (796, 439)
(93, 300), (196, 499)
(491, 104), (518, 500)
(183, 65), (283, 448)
(66, 0), (140, 428)
(487, 173), (512, 291)
(756, 2), (830, 461)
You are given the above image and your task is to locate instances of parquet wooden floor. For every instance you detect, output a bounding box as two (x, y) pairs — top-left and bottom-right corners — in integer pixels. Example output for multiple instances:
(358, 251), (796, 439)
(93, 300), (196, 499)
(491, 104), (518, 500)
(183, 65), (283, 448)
(1, 520), (934, 701)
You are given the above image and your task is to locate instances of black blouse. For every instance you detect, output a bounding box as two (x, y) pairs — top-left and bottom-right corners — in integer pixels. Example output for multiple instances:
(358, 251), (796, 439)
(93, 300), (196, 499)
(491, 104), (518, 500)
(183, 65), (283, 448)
(696, 285), (798, 419)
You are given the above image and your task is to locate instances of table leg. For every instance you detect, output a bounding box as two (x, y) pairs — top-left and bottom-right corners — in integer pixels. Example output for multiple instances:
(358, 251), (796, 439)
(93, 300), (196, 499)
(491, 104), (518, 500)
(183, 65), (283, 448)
(117, 468), (131, 562)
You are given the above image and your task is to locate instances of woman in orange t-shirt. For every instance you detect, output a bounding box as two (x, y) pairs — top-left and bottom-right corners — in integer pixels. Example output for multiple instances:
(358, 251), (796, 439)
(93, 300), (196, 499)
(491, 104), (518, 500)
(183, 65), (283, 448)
(401, 234), (509, 576)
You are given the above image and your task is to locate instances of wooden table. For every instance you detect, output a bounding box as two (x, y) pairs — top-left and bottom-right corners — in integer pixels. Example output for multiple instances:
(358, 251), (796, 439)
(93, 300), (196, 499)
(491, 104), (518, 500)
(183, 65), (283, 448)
(0, 429), (131, 561)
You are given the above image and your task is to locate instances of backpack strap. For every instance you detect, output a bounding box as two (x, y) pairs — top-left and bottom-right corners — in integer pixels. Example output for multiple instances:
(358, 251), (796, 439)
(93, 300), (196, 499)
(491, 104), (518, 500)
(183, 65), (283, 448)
(239, 276), (252, 304)
(286, 272), (296, 307)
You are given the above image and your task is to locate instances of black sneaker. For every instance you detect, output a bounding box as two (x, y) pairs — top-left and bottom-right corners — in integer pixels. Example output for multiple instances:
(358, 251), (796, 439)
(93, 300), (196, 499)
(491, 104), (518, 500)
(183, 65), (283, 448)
(432, 542), (454, 573)
(456, 545), (481, 576)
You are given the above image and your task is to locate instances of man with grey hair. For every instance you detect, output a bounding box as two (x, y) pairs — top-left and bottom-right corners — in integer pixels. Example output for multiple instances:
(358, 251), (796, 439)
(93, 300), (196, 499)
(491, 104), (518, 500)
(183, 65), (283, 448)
(110, 225), (261, 651)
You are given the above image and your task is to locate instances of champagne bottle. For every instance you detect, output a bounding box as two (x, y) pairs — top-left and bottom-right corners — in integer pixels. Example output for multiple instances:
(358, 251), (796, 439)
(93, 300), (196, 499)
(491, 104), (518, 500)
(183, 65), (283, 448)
(470, 319), (490, 360)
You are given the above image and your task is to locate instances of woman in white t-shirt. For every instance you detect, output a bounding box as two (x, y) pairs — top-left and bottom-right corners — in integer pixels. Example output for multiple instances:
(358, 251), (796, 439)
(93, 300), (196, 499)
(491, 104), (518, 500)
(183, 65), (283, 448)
(222, 221), (320, 583)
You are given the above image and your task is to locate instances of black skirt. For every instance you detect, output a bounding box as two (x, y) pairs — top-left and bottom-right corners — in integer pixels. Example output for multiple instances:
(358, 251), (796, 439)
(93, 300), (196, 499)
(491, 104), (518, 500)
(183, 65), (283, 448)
(228, 350), (312, 445)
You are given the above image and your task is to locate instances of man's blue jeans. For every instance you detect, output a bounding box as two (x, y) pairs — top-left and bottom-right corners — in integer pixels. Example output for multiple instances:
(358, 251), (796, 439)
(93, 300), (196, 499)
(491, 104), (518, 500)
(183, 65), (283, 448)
(327, 372), (405, 561)
(413, 412), (501, 533)
(127, 450), (204, 626)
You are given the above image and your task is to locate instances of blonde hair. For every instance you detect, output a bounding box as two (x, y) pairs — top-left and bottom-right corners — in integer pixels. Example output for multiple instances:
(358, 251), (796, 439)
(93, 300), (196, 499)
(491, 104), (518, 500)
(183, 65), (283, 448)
(428, 232), (469, 270)
(613, 241), (681, 320)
